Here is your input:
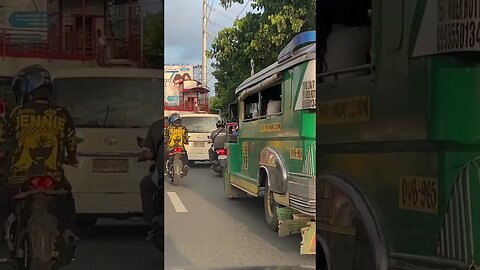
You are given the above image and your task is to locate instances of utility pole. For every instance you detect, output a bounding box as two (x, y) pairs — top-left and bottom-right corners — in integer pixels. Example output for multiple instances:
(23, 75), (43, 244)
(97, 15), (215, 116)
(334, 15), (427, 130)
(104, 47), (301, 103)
(202, 0), (208, 87)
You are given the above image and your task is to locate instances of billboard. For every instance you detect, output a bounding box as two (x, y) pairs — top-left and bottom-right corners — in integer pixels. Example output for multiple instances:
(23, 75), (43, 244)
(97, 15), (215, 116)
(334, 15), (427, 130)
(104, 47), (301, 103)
(164, 65), (194, 106)
(0, 0), (47, 42)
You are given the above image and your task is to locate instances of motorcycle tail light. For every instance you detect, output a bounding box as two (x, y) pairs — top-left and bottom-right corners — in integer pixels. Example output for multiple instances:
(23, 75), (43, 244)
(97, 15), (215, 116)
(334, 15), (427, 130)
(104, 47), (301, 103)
(30, 176), (54, 189)
(216, 148), (227, 155)
(172, 148), (183, 153)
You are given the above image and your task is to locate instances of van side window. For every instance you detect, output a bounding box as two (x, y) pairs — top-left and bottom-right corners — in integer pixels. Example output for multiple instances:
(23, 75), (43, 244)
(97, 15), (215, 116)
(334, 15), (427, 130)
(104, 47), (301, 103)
(319, 0), (372, 81)
(244, 93), (259, 120)
(260, 84), (282, 116)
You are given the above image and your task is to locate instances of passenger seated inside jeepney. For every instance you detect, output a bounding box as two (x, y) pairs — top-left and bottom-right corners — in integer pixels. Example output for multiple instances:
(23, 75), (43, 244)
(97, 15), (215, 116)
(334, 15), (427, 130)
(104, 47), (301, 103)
(260, 84), (282, 116)
(319, 0), (372, 82)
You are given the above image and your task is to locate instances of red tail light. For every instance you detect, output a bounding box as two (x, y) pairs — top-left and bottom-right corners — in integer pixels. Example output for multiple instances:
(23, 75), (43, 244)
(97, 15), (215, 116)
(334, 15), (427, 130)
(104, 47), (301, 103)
(172, 148), (183, 153)
(216, 148), (227, 155)
(30, 176), (54, 189)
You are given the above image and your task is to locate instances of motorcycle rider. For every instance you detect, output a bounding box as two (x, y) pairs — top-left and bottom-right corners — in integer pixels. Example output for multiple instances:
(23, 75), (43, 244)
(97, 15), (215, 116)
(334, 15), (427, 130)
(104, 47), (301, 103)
(138, 118), (165, 249)
(208, 120), (227, 165)
(0, 65), (78, 246)
(164, 113), (189, 176)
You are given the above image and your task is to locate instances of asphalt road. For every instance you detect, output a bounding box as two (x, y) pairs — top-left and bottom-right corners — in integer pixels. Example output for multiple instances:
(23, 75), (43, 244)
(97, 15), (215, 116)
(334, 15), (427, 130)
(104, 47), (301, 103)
(0, 165), (315, 270)
(163, 164), (315, 269)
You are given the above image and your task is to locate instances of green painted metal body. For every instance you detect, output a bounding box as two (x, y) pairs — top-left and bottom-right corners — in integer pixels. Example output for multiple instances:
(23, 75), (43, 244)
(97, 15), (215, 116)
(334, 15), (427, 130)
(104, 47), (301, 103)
(317, 0), (480, 268)
(226, 47), (316, 217)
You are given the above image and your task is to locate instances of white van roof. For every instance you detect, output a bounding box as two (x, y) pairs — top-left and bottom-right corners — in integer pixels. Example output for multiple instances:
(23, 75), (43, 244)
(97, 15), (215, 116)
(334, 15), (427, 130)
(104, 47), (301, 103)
(51, 68), (163, 80)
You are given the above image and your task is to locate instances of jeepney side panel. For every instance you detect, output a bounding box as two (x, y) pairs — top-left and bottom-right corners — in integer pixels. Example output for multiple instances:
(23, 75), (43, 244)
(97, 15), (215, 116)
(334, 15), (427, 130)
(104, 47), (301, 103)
(233, 61), (316, 197)
(237, 68), (298, 186)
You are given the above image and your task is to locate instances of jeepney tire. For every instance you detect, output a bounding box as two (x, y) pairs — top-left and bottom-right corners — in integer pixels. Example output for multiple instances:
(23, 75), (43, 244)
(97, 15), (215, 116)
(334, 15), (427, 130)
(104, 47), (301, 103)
(325, 202), (375, 270)
(264, 184), (279, 232)
(188, 161), (195, 167)
(223, 164), (246, 199)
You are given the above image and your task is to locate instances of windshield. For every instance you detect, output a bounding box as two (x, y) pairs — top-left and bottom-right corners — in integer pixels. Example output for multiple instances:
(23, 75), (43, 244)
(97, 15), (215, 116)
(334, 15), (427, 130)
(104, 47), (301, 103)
(52, 77), (162, 128)
(182, 116), (219, 133)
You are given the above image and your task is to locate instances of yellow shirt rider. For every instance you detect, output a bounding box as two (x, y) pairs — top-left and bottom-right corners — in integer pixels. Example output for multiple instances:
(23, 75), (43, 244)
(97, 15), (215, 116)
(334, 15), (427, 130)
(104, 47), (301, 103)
(164, 113), (189, 171)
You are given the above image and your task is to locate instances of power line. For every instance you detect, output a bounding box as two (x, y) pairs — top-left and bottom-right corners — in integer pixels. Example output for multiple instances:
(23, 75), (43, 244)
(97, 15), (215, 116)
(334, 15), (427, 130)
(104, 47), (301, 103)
(207, 18), (224, 29)
(235, 0), (250, 19)
(207, 0), (214, 20)
(206, 3), (235, 21)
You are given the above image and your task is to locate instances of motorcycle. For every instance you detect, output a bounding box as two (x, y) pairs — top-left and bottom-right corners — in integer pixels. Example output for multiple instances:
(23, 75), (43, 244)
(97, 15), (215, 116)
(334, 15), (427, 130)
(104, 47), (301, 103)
(166, 148), (187, 186)
(210, 145), (227, 177)
(4, 174), (78, 270)
(136, 137), (163, 251)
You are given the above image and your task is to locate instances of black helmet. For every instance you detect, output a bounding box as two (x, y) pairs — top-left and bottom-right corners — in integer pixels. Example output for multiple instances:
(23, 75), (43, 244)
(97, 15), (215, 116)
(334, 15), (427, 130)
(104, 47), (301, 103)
(12, 65), (53, 104)
(216, 120), (225, 128)
(168, 113), (181, 125)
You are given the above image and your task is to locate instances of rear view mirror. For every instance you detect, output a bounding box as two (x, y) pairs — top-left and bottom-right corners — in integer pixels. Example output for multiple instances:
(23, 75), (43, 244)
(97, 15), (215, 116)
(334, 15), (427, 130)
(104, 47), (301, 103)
(136, 137), (144, 148)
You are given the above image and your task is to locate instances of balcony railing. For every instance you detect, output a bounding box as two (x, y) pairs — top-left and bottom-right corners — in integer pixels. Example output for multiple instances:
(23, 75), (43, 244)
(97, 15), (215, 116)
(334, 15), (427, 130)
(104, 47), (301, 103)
(165, 100), (209, 113)
(0, 28), (150, 68)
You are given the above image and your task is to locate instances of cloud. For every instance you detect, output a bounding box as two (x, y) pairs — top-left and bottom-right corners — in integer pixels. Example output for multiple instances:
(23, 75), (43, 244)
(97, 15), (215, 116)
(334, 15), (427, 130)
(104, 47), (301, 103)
(165, 1), (253, 65)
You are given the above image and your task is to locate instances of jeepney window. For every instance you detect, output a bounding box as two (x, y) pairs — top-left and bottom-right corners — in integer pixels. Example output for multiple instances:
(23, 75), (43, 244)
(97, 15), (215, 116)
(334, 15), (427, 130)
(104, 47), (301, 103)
(319, 0), (372, 81)
(244, 93), (259, 120)
(260, 84), (282, 116)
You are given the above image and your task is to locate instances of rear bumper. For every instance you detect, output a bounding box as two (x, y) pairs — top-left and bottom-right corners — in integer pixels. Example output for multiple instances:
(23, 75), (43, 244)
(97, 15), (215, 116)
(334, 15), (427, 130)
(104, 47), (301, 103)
(287, 173), (316, 216)
(73, 192), (142, 215)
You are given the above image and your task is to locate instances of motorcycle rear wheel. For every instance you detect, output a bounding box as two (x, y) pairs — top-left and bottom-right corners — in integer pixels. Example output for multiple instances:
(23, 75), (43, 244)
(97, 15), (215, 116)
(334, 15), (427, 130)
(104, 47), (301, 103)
(171, 157), (183, 186)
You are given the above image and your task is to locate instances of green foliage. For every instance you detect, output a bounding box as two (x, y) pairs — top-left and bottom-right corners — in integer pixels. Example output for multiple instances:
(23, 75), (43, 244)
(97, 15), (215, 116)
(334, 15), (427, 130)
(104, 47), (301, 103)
(143, 12), (163, 56)
(142, 11), (163, 68)
(210, 0), (315, 112)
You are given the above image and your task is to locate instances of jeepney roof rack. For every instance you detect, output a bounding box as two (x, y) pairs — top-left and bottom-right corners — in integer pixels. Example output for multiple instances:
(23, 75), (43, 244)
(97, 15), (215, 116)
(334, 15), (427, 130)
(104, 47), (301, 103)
(277, 31), (316, 64)
(235, 32), (316, 96)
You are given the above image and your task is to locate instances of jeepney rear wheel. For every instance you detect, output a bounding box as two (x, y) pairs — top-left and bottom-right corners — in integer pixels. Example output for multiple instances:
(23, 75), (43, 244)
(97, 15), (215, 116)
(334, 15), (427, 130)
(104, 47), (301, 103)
(325, 202), (375, 270)
(264, 184), (280, 232)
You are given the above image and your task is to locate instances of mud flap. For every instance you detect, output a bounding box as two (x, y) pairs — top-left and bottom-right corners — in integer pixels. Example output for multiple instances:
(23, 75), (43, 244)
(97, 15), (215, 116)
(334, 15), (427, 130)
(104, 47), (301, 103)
(300, 222), (316, 255)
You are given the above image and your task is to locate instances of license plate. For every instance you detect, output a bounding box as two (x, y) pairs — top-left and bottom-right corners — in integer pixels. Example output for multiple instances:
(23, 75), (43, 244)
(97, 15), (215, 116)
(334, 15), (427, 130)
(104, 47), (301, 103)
(93, 159), (129, 173)
(399, 176), (438, 214)
(193, 142), (205, 147)
(218, 155), (227, 160)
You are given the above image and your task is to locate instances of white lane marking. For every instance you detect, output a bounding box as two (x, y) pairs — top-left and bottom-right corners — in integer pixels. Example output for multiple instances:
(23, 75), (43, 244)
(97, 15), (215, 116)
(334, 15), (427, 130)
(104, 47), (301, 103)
(167, 192), (188, 213)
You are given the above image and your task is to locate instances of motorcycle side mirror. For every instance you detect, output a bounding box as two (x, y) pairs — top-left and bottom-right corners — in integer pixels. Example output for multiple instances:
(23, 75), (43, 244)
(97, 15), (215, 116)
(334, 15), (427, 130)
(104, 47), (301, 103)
(136, 137), (144, 148)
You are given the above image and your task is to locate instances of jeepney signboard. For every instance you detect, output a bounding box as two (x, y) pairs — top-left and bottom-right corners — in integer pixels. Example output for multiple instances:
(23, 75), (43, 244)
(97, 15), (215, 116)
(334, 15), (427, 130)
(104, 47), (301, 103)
(399, 175), (438, 214)
(317, 96), (370, 125)
(294, 60), (316, 110)
(260, 123), (281, 132)
(413, 0), (480, 57)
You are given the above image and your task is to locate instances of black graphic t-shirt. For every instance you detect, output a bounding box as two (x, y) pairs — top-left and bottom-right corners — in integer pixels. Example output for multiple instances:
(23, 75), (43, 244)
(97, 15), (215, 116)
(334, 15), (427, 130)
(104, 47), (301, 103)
(0, 102), (77, 184)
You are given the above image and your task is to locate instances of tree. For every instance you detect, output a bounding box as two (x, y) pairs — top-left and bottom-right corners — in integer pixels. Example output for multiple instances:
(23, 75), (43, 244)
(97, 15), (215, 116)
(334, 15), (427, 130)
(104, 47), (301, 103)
(143, 12), (163, 68)
(209, 0), (315, 112)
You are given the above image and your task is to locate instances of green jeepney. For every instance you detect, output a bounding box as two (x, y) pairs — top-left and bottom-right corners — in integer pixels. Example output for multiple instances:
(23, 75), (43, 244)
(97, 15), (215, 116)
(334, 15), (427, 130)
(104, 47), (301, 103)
(224, 31), (316, 254)
(316, 1), (480, 269)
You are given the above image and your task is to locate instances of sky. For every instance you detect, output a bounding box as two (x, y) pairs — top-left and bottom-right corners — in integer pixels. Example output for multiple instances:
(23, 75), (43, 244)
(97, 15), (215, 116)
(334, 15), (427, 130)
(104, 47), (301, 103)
(164, 0), (254, 93)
